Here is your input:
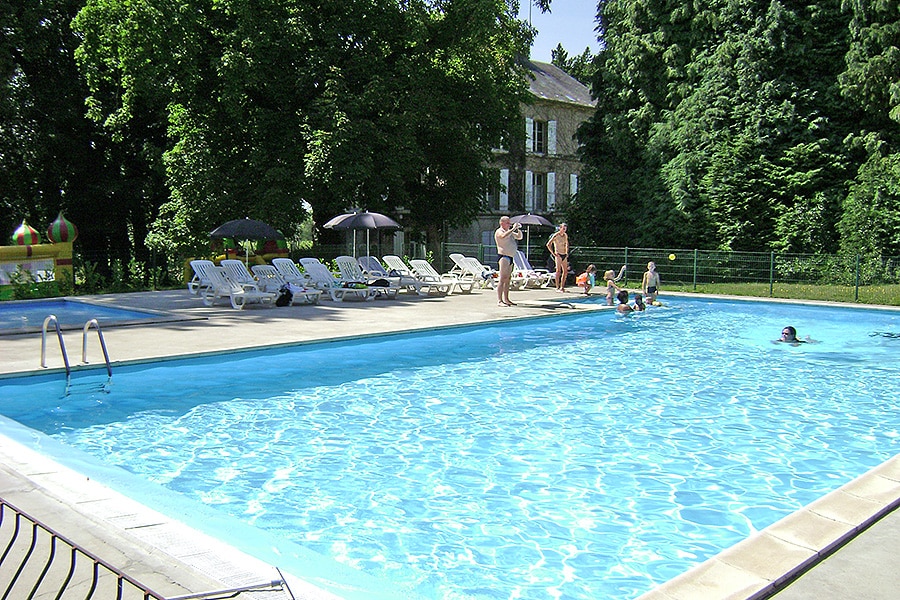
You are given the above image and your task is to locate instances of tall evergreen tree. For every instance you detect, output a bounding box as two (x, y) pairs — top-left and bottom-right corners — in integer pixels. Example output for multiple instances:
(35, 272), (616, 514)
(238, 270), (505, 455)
(837, 0), (900, 257)
(574, 0), (891, 254)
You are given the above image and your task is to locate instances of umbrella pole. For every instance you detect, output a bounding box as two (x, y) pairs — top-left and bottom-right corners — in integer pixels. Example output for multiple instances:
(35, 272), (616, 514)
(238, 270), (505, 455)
(526, 227), (531, 257)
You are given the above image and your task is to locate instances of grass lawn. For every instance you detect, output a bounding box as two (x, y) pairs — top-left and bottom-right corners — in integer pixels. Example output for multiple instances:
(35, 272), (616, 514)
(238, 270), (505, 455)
(663, 282), (900, 307)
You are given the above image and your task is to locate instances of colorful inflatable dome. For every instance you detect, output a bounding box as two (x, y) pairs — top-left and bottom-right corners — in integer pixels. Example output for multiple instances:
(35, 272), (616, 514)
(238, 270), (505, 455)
(12, 220), (40, 245)
(47, 212), (78, 243)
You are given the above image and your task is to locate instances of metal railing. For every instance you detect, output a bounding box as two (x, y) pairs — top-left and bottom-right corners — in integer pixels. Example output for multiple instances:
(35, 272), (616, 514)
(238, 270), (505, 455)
(0, 499), (293, 600)
(82, 319), (112, 378)
(40, 315), (70, 377)
(0, 498), (167, 599)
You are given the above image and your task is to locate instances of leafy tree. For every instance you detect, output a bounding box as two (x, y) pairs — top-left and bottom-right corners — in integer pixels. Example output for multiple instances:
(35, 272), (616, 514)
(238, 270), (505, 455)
(0, 0), (160, 272)
(74, 0), (534, 257)
(300, 0), (532, 250)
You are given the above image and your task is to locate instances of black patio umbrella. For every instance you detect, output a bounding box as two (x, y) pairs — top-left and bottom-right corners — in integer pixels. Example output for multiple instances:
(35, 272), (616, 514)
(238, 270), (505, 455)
(510, 213), (555, 256)
(210, 218), (284, 262)
(323, 211), (401, 257)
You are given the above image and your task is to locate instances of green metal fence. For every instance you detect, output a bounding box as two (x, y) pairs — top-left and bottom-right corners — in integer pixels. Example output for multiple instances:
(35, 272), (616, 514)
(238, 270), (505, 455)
(11, 243), (894, 305)
(441, 244), (900, 305)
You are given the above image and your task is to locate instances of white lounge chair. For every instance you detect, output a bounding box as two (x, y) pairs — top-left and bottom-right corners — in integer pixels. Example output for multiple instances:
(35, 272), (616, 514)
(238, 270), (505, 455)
(297, 258), (374, 302)
(335, 256), (399, 299)
(271, 258), (311, 287)
(220, 259), (259, 287)
(447, 253), (470, 278)
(408, 259), (471, 295)
(358, 256), (390, 277)
(513, 251), (553, 288)
(449, 254), (498, 289)
(381, 255), (416, 279)
(200, 266), (276, 310)
(358, 256), (429, 295)
(251, 265), (322, 304)
(188, 259), (218, 296)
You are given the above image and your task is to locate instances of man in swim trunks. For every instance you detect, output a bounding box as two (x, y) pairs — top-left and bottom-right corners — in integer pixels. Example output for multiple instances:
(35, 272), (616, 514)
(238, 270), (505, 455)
(494, 215), (523, 307)
(546, 223), (569, 292)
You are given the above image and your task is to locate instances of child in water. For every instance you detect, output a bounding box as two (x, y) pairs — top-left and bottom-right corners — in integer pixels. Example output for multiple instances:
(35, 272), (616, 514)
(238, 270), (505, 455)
(603, 265), (626, 305)
(633, 293), (646, 311)
(603, 270), (619, 305)
(616, 290), (633, 313)
(576, 264), (597, 295)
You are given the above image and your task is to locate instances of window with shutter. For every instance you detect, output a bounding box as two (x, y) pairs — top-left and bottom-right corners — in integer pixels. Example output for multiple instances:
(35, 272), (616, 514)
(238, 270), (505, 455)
(547, 172), (556, 209)
(525, 170), (533, 211)
(548, 121), (557, 155)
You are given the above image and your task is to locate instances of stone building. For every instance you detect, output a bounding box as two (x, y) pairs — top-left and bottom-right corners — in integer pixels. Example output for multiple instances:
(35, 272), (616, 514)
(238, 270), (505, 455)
(449, 59), (596, 254)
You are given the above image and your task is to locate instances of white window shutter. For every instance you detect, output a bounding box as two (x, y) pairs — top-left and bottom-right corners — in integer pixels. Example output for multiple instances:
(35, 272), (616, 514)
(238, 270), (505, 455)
(570, 173), (578, 198)
(547, 172), (556, 208)
(548, 120), (557, 155)
(500, 169), (509, 210)
(525, 170), (534, 211)
(525, 118), (533, 153)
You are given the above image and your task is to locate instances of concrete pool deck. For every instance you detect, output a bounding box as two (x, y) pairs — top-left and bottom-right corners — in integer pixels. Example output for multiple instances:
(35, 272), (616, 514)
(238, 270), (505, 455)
(0, 286), (898, 599)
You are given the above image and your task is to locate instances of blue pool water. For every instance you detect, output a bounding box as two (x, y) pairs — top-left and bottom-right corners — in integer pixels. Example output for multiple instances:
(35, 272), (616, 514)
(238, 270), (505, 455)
(0, 298), (163, 333)
(1, 297), (899, 599)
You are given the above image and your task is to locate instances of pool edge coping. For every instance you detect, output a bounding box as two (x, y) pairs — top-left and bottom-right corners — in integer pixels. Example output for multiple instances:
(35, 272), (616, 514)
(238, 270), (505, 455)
(3, 289), (900, 599)
(0, 295), (208, 337)
(0, 296), (612, 380)
(636, 454), (900, 600)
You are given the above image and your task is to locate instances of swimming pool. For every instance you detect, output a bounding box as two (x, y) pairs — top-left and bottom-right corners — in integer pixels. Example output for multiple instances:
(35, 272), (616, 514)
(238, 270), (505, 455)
(0, 298), (184, 334)
(1, 297), (899, 599)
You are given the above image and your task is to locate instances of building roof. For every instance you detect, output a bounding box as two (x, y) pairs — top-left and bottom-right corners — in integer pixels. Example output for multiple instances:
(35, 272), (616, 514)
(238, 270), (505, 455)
(524, 60), (595, 108)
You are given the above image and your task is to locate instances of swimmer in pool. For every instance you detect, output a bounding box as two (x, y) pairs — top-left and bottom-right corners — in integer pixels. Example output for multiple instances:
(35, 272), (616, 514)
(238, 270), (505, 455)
(616, 290), (633, 314)
(775, 326), (814, 345)
(632, 293), (646, 311)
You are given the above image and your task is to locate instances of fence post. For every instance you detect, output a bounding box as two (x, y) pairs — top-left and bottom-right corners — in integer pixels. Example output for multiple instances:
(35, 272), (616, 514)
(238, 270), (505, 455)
(769, 252), (775, 297)
(624, 247), (629, 286)
(692, 249), (698, 291)
(855, 254), (860, 302)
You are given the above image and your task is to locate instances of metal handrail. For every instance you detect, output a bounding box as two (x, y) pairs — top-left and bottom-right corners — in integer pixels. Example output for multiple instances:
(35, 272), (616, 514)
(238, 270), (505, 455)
(82, 319), (112, 377)
(39, 315), (70, 377)
(0, 498), (166, 599)
(0, 499), (294, 600)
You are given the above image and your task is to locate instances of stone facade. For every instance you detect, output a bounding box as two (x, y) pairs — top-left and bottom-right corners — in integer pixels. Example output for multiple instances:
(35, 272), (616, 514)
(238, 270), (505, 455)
(449, 60), (595, 251)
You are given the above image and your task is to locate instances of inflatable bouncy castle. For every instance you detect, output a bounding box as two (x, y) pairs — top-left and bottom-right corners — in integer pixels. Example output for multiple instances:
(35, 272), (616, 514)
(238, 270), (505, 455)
(1, 213), (77, 298)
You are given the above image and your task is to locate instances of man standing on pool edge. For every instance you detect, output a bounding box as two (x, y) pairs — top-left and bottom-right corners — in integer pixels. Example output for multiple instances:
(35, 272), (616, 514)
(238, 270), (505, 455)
(546, 223), (569, 292)
(495, 216), (523, 306)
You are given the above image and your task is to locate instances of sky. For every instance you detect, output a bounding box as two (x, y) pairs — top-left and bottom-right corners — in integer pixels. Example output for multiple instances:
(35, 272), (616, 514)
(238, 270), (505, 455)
(519, 1), (600, 63)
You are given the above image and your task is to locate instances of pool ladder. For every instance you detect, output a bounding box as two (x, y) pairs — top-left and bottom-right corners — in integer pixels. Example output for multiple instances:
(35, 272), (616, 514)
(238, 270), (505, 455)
(41, 315), (112, 378)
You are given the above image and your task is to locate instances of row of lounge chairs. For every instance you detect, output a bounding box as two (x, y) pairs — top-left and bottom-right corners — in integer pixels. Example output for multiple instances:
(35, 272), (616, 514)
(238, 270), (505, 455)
(188, 255), (486, 309)
(447, 252), (554, 290)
